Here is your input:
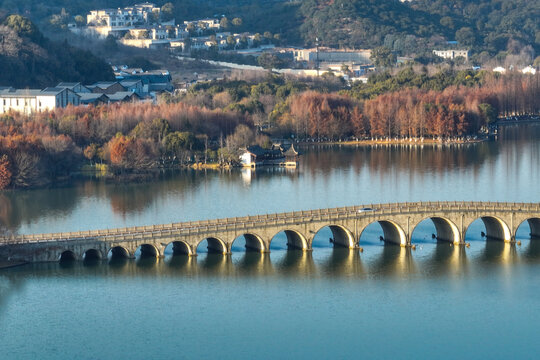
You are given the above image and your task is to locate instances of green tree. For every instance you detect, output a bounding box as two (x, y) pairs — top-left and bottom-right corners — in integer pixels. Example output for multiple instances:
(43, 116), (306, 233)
(478, 103), (497, 125)
(455, 27), (476, 46)
(370, 47), (396, 68)
(3, 15), (43, 43)
(161, 3), (175, 22)
(258, 53), (283, 69)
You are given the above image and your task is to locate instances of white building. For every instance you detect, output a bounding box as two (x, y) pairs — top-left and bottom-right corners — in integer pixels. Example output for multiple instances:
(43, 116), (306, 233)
(293, 48), (372, 64)
(433, 49), (469, 60)
(86, 3), (160, 37)
(87, 3), (159, 27)
(0, 88), (80, 115)
(522, 66), (537, 75)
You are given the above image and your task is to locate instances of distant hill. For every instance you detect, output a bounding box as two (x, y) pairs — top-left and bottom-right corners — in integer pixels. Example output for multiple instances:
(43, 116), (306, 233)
(298, 0), (447, 49)
(298, 0), (539, 57)
(0, 0), (537, 60)
(0, 15), (114, 88)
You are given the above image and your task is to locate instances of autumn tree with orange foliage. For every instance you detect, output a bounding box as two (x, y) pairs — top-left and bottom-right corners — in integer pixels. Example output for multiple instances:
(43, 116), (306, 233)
(0, 154), (12, 189)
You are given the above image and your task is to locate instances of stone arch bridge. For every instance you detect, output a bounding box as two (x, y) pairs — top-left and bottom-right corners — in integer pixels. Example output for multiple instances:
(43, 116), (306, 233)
(1, 201), (539, 263)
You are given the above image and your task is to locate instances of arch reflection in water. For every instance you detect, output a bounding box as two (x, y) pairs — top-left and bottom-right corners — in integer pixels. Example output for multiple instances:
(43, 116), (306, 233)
(524, 239), (540, 261)
(231, 252), (273, 276)
(197, 253), (232, 275)
(271, 250), (316, 277)
(478, 241), (519, 265)
(318, 248), (364, 277)
(368, 246), (416, 276)
(418, 243), (468, 277)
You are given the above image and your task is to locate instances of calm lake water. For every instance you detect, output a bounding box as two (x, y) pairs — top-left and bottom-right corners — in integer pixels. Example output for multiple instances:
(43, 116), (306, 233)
(1, 124), (540, 359)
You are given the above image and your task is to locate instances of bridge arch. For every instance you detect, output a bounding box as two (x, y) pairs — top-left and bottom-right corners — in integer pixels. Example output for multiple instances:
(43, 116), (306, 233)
(232, 233), (267, 253)
(135, 244), (160, 258)
(517, 217), (540, 238)
(412, 216), (461, 244)
(314, 225), (355, 248)
(82, 249), (103, 261)
(197, 237), (228, 255)
(166, 241), (192, 256)
(59, 250), (77, 261)
(360, 220), (407, 246)
(108, 246), (131, 259)
(466, 216), (512, 242)
(269, 230), (308, 250)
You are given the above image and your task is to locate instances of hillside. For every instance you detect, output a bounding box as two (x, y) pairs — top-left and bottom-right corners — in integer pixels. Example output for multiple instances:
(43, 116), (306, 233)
(298, 0), (447, 49)
(0, 15), (114, 88)
(298, 0), (539, 57)
(409, 0), (540, 54)
(0, 0), (538, 61)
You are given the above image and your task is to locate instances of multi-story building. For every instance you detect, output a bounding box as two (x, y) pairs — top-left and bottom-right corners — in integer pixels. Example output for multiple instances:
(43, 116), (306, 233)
(87, 3), (159, 27)
(432, 49), (469, 60)
(0, 88), (80, 115)
(86, 3), (160, 37)
(293, 48), (372, 64)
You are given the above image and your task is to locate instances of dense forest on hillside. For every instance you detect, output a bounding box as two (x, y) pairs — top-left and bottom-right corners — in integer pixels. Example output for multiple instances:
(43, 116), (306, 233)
(409, 0), (540, 55)
(0, 15), (114, 87)
(299, 0), (446, 48)
(299, 0), (539, 58)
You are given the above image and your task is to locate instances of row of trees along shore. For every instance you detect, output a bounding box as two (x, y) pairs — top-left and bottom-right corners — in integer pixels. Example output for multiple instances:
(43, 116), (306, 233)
(0, 71), (539, 189)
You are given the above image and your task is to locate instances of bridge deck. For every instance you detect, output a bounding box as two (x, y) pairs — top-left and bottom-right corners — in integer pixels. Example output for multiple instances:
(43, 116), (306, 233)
(1, 201), (538, 245)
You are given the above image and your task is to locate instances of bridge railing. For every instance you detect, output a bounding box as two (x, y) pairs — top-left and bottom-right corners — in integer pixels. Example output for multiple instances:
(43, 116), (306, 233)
(0, 201), (538, 245)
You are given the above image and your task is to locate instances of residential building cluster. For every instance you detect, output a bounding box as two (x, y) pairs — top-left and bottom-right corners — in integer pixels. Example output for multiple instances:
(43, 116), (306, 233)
(84, 2), (270, 52)
(0, 73), (173, 114)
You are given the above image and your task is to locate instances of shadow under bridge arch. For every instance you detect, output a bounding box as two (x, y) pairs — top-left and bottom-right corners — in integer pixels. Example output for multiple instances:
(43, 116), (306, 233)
(232, 233), (267, 253)
(269, 229), (308, 250)
(197, 237), (228, 255)
(523, 217), (540, 238)
(360, 220), (408, 246)
(314, 225), (355, 249)
(412, 216), (461, 244)
(165, 241), (193, 256)
(472, 216), (512, 242)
